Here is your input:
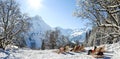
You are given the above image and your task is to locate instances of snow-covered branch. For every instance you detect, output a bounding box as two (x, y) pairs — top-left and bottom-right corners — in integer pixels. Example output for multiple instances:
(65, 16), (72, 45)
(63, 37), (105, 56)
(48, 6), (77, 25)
(99, 24), (120, 29)
(96, 9), (107, 11)
(96, 9), (120, 14)
(110, 9), (120, 14)
(107, 4), (120, 8)
(96, 35), (110, 40)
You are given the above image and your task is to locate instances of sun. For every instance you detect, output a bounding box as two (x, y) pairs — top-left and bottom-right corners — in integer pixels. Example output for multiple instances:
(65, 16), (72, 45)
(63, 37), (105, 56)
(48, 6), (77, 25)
(27, 0), (43, 9)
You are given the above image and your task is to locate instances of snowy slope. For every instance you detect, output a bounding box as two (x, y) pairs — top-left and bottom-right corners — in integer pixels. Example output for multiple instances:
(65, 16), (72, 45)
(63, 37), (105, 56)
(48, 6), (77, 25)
(55, 27), (73, 37)
(70, 29), (86, 42)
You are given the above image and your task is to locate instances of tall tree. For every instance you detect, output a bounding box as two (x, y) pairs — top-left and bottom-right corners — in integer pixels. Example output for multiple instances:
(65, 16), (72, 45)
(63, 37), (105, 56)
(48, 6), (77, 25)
(41, 40), (45, 50)
(44, 28), (70, 49)
(49, 28), (60, 49)
(75, 0), (120, 46)
(0, 0), (30, 49)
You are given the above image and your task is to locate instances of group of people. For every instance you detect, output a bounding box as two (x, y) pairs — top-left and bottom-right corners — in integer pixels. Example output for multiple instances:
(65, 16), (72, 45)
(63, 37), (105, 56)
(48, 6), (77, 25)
(58, 44), (105, 58)
(58, 44), (85, 54)
(70, 44), (85, 52)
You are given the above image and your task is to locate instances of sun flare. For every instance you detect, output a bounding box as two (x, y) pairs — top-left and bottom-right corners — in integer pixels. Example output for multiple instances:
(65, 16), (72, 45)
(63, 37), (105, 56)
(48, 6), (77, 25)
(27, 0), (43, 9)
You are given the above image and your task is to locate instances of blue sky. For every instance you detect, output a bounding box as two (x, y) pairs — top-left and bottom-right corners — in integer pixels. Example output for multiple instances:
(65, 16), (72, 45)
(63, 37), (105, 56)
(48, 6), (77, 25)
(17, 0), (88, 29)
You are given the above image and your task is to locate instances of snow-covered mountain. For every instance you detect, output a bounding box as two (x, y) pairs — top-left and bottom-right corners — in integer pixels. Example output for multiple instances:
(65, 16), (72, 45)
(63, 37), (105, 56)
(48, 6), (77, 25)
(56, 27), (87, 43)
(25, 15), (87, 49)
(26, 15), (51, 49)
(30, 15), (51, 32)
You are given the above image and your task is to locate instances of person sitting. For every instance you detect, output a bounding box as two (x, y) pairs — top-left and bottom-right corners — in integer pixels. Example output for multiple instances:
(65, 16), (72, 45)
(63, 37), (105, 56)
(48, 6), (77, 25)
(93, 47), (104, 58)
(74, 45), (80, 52)
(70, 44), (77, 52)
(88, 46), (104, 58)
(96, 46), (106, 52)
(79, 44), (85, 52)
(88, 46), (97, 55)
(100, 46), (106, 52)
(58, 46), (65, 54)
(64, 44), (70, 52)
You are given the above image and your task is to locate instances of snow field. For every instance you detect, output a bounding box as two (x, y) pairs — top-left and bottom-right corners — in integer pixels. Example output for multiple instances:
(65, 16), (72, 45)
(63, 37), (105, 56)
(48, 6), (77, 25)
(1, 42), (120, 59)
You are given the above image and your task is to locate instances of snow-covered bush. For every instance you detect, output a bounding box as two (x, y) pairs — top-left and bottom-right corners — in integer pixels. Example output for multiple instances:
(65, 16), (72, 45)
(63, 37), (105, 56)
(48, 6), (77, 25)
(5, 45), (18, 51)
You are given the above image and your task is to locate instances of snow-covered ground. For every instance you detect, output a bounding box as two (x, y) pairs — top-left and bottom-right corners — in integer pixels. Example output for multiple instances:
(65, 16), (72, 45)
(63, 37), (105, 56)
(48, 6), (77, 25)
(0, 49), (112, 59)
(0, 48), (95, 59)
(1, 42), (120, 59)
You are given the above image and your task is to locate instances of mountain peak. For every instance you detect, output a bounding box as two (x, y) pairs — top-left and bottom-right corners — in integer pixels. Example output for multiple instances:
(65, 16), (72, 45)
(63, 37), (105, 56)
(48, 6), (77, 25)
(30, 15), (51, 32)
